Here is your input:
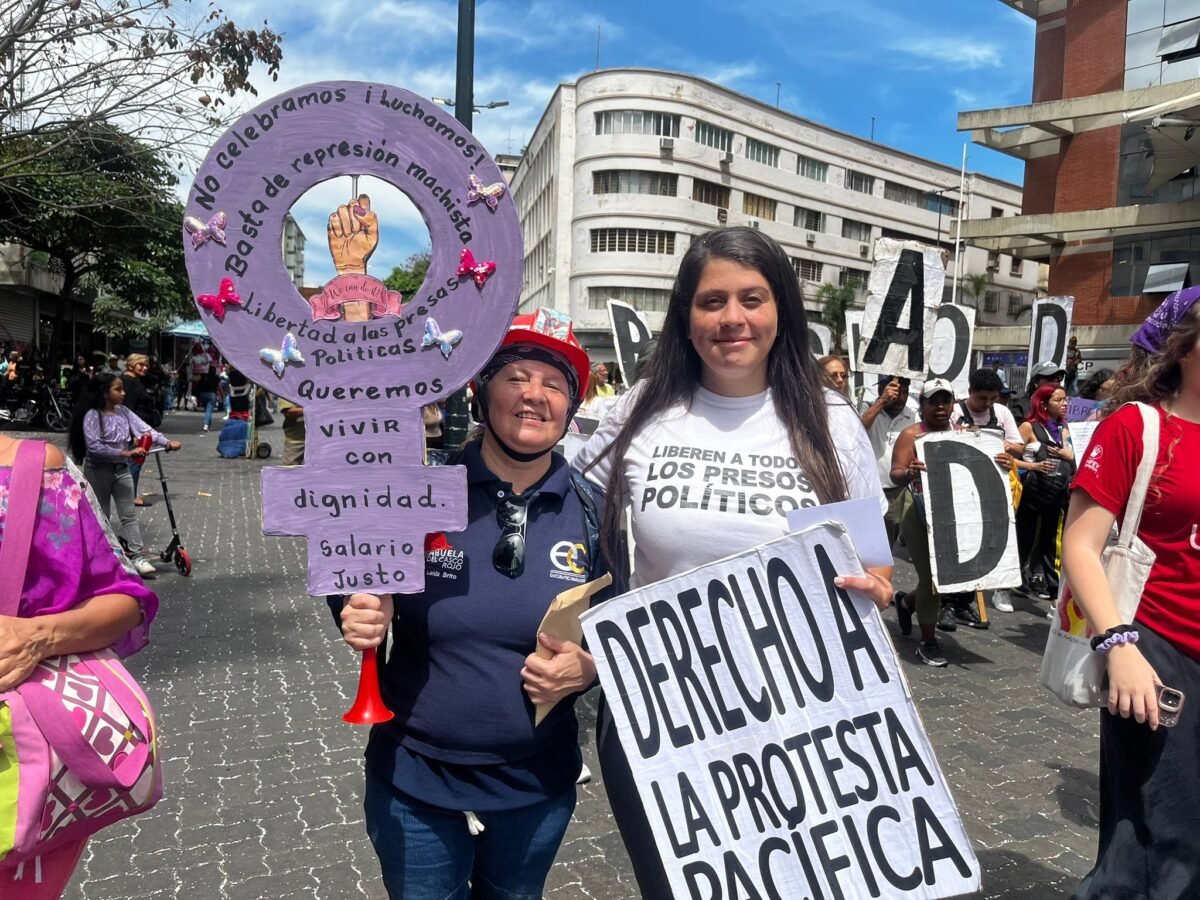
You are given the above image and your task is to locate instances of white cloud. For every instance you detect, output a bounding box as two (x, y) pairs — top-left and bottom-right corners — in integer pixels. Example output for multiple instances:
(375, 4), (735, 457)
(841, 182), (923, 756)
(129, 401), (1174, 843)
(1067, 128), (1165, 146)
(891, 38), (1004, 70)
(698, 61), (759, 88)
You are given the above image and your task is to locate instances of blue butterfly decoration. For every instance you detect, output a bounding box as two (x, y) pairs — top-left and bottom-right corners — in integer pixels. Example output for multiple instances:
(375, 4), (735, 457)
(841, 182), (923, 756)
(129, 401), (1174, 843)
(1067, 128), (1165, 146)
(421, 318), (463, 360)
(259, 332), (304, 377)
(39, 499), (54, 516)
(47, 530), (72, 550)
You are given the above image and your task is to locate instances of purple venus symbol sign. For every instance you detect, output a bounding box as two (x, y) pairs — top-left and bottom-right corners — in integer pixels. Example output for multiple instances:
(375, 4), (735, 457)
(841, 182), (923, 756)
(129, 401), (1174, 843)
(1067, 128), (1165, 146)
(183, 81), (521, 596)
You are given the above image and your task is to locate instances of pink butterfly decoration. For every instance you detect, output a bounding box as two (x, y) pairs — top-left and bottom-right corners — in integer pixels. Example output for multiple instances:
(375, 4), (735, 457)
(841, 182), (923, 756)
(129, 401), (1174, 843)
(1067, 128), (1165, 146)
(466, 174), (505, 211)
(183, 211), (227, 250)
(456, 248), (496, 288)
(196, 278), (242, 321)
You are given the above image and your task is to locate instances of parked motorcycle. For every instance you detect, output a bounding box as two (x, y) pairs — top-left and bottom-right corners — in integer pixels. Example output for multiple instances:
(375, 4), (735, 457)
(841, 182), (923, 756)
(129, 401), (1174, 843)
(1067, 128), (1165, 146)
(0, 382), (71, 431)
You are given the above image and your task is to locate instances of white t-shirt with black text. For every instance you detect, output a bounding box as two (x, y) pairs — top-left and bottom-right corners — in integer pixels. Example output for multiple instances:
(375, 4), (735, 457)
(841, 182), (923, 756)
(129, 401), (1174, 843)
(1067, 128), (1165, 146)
(573, 386), (886, 588)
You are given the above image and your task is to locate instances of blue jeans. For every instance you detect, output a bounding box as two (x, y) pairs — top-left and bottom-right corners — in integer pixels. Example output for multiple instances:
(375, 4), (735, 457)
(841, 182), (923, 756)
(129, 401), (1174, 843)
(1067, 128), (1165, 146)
(196, 391), (216, 429)
(363, 765), (575, 900)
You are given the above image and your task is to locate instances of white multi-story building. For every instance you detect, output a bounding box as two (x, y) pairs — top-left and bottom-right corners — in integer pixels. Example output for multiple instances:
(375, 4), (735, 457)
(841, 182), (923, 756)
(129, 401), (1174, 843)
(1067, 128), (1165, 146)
(509, 68), (1042, 354)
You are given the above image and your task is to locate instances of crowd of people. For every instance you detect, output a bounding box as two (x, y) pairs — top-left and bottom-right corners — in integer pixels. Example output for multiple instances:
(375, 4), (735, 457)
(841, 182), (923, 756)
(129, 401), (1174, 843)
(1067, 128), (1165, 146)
(1, 228), (1196, 898)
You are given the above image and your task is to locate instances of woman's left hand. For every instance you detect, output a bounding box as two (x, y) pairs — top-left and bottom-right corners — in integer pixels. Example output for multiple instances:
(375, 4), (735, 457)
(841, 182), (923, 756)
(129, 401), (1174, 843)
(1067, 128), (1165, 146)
(0, 615), (48, 691)
(521, 633), (596, 706)
(167, 440), (182, 451)
(834, 570), (894, 611)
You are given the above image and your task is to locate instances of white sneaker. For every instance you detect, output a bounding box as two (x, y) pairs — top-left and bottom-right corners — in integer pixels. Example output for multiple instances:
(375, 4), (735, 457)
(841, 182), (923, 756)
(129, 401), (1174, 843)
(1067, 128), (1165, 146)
(991, 590), (1014, 613)
(131, 556), (157, 577)
(202, 424), (209, 432)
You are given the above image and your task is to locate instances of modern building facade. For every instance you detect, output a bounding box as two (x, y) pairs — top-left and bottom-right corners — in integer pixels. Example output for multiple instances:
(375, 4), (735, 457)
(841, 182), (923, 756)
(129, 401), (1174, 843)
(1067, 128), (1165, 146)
(509, 68), (1041, 355)
(959, 0), (1200, 366)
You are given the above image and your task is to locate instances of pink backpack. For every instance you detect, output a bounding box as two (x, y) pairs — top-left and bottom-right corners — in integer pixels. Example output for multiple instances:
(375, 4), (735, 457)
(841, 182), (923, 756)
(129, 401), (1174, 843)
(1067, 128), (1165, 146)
(0, 441), (162, 879)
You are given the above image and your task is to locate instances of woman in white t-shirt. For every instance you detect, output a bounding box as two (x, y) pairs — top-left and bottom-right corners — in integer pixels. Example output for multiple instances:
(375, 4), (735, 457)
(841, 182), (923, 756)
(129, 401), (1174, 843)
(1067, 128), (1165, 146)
(573, 226), (891, 896)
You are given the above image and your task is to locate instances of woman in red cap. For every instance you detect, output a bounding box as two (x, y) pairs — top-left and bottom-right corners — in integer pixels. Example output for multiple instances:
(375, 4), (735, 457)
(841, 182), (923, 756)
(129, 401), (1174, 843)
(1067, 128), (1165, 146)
(335, 310), (610, 900)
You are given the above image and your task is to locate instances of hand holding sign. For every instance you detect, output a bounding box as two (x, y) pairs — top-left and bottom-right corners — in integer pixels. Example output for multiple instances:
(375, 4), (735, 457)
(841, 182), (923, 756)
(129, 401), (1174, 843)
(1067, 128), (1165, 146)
(340, 592), (394, 651)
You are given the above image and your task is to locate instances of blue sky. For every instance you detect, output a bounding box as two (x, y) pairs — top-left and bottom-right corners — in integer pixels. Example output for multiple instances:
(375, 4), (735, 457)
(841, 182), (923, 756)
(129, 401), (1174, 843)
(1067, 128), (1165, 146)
(215, 0), (1036, 286)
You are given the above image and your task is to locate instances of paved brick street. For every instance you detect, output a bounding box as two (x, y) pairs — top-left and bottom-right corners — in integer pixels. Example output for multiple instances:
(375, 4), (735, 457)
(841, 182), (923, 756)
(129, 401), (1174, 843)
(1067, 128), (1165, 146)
(19, 410), (1101, 899)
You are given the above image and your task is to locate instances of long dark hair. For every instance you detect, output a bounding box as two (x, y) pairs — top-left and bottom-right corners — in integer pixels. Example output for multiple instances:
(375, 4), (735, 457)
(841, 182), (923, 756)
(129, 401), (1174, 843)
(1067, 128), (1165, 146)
(585, 226), (850, 564)
(68, 372), (122, 463)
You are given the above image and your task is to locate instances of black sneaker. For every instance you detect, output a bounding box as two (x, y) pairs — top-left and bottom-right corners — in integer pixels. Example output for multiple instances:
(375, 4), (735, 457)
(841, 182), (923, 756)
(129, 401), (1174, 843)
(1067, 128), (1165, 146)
(917, 640), (948, 667)
(894, 591), (913, 636)
(953, 599), (989, 630)
(936, 603), (958, 632)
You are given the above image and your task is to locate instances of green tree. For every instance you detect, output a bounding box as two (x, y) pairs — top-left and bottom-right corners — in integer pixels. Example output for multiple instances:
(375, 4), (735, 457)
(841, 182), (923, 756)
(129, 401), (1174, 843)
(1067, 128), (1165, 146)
(815, 281), (857, 352)
(384, 250), (432, 298)
(0, 0), (283, 188)
(0, 126), (191, 354)
(961, 273), (991, 309)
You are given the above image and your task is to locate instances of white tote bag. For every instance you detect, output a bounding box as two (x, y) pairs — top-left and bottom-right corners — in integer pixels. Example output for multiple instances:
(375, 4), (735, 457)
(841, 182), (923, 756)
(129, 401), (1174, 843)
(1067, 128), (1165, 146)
(1039, 402), (1159, 708)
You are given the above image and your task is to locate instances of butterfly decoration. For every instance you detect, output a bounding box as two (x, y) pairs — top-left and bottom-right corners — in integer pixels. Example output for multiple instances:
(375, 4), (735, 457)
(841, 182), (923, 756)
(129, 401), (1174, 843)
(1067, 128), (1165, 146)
(421, 318), (464, 360)
(467, 174), (505, 211)
(456, 248), (496, 288)
(196, 278), (243, 322)
(183, 211), (228, 250)
(259, 332), (304, 377)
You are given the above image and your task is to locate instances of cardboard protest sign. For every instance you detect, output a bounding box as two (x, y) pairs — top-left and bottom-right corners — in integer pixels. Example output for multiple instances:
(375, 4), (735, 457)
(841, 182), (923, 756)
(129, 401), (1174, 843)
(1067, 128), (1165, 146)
(807, 322), (833, 358)
(1027, 296), (1074, 371)
(581, 526), (981, 900)
(1070, 421), (1100, 462)
(856, 239), (943, 380)
(844, 310), (878, 406)
(1066, 397), (1102, 422)
(916, 431), (1020, 593)
(183, 81), (522, 595)
(927, 304), (975, 400)
(533, 573), (612, 725)
(608, 300), (654, 387)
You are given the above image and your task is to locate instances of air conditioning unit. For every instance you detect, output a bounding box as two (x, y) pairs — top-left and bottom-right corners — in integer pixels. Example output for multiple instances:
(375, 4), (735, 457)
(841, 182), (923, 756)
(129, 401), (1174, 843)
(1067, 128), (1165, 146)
(749, 220), (761, 230)
(859, 244), (870, 258)
(721, 151), (734, 165)
(659, 137), (675, 152)
(805, 232), (816, 245)
(717, 207), (728, 224)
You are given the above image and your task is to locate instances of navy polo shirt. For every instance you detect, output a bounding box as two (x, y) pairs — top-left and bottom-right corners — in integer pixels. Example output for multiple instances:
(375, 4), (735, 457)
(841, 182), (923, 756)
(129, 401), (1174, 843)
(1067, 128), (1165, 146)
(363, 441), (607, 811)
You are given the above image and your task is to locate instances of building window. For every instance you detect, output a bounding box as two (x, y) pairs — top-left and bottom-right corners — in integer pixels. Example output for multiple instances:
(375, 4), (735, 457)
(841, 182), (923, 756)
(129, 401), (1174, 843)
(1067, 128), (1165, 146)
(1010, 256), (1023, 277)
(695, 120), (734, 153)
(587, 286), (673, 312)
(991, 206), (1004, 218)
(839, 268), (870, 291)
(745, 137), (780, 167)
(1008, 294), (1026, 316)
(594, 110), (681, 137)
(987, 250), (1001, 270)
(742, 192), (777, 220)
(842, 218), (872, 242)
(797, 155), (828, 182)
(791, 258), (823, 282)
(884, 181), (923, 207)
(692, 179), (730, 208)
(794, 207), (825, 232)
(983, 291), (999, 313)
(1157, 17), (1200, 60)
(590, 228), (676, 254)
(592, 170), (678, 196)
(924, 193), (959, 217)
(844, 169), (875, 194)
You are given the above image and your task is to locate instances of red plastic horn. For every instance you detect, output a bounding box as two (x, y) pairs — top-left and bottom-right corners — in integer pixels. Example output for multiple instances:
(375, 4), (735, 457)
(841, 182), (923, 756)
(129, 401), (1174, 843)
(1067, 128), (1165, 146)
(343, 648), (393, 724)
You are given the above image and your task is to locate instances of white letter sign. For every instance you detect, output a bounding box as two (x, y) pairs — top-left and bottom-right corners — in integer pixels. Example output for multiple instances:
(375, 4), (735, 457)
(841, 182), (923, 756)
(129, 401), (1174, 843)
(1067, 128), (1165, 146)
(856, 239), (944, 380)
(581, 526), (981, 899)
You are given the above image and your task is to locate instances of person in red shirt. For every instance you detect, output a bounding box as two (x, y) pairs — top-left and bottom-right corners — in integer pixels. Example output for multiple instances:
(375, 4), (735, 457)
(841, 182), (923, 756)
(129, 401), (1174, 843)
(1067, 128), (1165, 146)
(1064, 288), (1200, 898)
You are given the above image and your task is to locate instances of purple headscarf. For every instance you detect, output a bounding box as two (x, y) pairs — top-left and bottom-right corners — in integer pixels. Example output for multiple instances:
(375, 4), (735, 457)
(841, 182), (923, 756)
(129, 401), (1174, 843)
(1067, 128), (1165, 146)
(1130, 285), (1200, 353)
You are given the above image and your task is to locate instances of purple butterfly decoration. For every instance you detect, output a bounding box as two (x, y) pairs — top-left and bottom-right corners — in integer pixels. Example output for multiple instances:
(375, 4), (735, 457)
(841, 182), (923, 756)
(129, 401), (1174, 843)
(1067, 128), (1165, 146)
(467, 174), (505, 211)
(196, 278), (242, 322)
(184, 211), (228, 250)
